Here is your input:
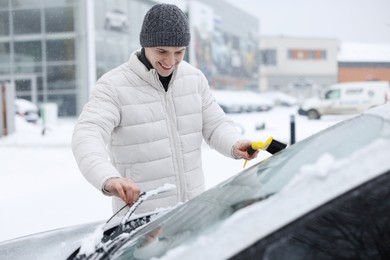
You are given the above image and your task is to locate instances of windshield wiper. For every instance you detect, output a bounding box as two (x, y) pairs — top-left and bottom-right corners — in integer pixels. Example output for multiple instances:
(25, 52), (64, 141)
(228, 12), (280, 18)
(67, 183), (176, 260)
(230, 192), (275, 213)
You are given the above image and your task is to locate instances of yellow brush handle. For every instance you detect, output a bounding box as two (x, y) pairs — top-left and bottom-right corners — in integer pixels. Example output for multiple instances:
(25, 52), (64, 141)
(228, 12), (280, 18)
(251, 137), (274, 150)
(243, 137), (274, 169)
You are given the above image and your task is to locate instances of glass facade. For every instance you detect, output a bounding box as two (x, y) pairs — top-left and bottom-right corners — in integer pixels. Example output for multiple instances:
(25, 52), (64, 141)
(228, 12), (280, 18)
(0, 0), (84, 116)
(0, 0), (154, 117)
(189, 0), (260, 90)
(94, 0), (152, 79)
(0, 0), (259, 117)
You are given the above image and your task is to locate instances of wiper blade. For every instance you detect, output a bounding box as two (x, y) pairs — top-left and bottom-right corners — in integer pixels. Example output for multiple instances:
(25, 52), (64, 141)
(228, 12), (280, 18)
(230, 192), (275, 213)
(120, 183), (175, 229)
(68, 183), (176, 260)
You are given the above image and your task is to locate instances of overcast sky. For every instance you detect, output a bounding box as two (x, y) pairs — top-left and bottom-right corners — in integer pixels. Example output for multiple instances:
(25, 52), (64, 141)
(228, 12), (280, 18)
(224, 0), (390, 44)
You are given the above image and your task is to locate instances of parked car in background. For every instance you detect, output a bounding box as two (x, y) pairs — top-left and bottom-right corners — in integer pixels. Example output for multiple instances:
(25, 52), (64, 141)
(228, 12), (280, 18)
(213, 90), (273, 113)
(260, 91), (298, 107)
(104, 9), (128, 32)
(1, 103), (389, 259)
(298, 81), (390, 119)
(212, 90), (243, 113)
(238, 91), (273, 112)
(14, 98), (40, 124)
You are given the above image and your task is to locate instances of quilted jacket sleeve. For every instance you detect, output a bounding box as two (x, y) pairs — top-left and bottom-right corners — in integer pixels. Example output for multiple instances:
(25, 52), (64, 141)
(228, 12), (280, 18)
(199, 73), (244, 158)
(71, 81), (122, 193)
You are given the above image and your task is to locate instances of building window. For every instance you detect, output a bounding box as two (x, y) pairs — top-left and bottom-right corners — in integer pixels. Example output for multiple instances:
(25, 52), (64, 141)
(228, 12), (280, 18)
(13, 9), (41, 34)
(0, 11), (10, 35)
(43, 0), (76, 7)
(14, 40), (42, 62)
(287, 50), (293, 59)
(48, 93), (76, 116)
(288, 49), (327, 61)
(45, 7), (74, 33)
(12, 0), (42, 8)
(46, 39), (75, 61)
(320, 50), (327, 59)
(0, 1), (8, 8)
(262, 49), (277, 66)
(47, 65), (75, 90)
(0, 42), (10, 64)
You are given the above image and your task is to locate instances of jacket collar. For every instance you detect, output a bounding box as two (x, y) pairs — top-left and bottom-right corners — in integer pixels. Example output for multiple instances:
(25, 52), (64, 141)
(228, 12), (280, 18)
(127, 49), (179, 92)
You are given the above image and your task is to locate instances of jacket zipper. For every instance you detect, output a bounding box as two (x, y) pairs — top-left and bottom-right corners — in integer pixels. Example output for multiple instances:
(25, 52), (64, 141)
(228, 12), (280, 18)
(152, 71), (186, 202)
(165, 93), (186, 202)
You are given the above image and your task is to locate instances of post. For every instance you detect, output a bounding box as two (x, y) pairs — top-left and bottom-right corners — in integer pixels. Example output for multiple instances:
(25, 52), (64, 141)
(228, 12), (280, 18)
(290, 114), (296, 145)
(0, 81), (15, 137)
(0, 83), (5, 136)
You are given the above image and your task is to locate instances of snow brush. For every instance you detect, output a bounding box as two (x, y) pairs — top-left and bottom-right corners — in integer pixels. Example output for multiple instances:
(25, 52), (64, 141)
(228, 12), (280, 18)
(243, 137), (287, 168)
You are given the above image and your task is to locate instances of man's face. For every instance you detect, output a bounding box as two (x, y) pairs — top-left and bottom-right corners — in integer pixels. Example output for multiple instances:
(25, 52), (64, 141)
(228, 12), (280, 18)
(144, 46), (186, 77)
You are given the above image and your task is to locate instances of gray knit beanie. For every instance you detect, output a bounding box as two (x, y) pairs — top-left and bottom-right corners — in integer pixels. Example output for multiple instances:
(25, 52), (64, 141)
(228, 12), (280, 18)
(140, 4), (191, 47)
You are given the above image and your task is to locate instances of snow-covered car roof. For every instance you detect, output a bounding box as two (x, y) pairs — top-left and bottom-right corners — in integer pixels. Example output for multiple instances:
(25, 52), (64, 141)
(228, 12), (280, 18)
(260, 91), (298, 106)
(14, 98), (39, 113)
(1, 102), (390, 259)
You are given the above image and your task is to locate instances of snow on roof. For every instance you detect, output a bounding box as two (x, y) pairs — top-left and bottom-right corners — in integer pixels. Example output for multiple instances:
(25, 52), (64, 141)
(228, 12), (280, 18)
(14, 98), (38, 113)
(338, 42), (390, 62)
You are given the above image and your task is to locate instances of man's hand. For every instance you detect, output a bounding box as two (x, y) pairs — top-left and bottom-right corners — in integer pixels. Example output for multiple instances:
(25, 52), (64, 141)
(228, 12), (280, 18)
(104, 178), (141, 205)
(232, 140), (259, 160)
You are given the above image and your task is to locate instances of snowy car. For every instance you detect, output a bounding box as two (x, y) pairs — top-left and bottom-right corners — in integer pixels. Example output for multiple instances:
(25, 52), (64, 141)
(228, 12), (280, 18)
(260, 91), (298, 107)
(14, 98), (40, 123)
(1, 103), (389, 259)
(104, 10), (128, 32)
(212, 89), (243, 113)
(213, 90), (273, 113)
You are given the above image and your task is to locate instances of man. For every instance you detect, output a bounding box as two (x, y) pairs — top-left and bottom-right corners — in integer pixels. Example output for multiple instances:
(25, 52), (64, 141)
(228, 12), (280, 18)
(72, 3), (257, 215)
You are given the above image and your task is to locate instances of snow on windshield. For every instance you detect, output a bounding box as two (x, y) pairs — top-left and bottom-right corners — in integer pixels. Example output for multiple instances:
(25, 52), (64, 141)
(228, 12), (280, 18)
(159, 113), (390, 260)
(364, 101), (390, 120)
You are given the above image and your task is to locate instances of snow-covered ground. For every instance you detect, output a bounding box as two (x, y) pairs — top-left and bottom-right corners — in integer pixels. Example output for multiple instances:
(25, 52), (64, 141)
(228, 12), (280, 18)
(0, 106), (353, 243)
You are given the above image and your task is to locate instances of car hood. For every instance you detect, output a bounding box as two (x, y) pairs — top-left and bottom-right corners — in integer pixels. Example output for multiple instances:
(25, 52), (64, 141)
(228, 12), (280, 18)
(0, 221), (101, 260)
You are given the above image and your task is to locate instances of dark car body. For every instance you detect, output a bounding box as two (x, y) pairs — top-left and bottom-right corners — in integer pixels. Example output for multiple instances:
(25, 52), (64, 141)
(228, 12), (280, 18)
(1, 103), (390, 260)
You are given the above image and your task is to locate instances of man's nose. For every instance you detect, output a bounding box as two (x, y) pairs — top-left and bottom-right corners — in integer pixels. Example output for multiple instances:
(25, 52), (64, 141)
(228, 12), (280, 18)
(165, 53), (175, 65)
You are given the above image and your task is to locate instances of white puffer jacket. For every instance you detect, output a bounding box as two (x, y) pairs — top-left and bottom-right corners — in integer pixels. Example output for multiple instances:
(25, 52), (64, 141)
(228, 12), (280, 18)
(72, 51), (243, 214)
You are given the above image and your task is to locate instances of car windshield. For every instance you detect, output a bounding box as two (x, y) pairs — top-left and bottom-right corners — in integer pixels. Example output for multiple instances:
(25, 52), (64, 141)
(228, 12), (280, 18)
(106, 113), (389, 259)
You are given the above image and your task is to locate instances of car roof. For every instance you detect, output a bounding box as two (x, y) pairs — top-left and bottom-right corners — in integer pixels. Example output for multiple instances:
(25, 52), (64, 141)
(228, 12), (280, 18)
(14, 98), (39, 113)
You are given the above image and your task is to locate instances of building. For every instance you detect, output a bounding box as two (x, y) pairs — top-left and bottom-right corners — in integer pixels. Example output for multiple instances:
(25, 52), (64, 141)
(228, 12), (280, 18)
(259, 36), (339, 99)
(0, 0), (259, 117)
(188, 0), (259, 90)
(0, 0), (157, 117)
(338, 42), (390, 83)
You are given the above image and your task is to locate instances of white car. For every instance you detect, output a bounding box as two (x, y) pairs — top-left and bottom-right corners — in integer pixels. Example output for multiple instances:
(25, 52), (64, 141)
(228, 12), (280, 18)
(299, 81), (390, 119)
(104, 10), (128, 32)
(260, 91), (298, 107)
(1, 103), (390, 259)
(212, 90), (243, 113)
(239, 91), (273, 112)
(14, 98), (40, 123)
(213, 90), (273, 113)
